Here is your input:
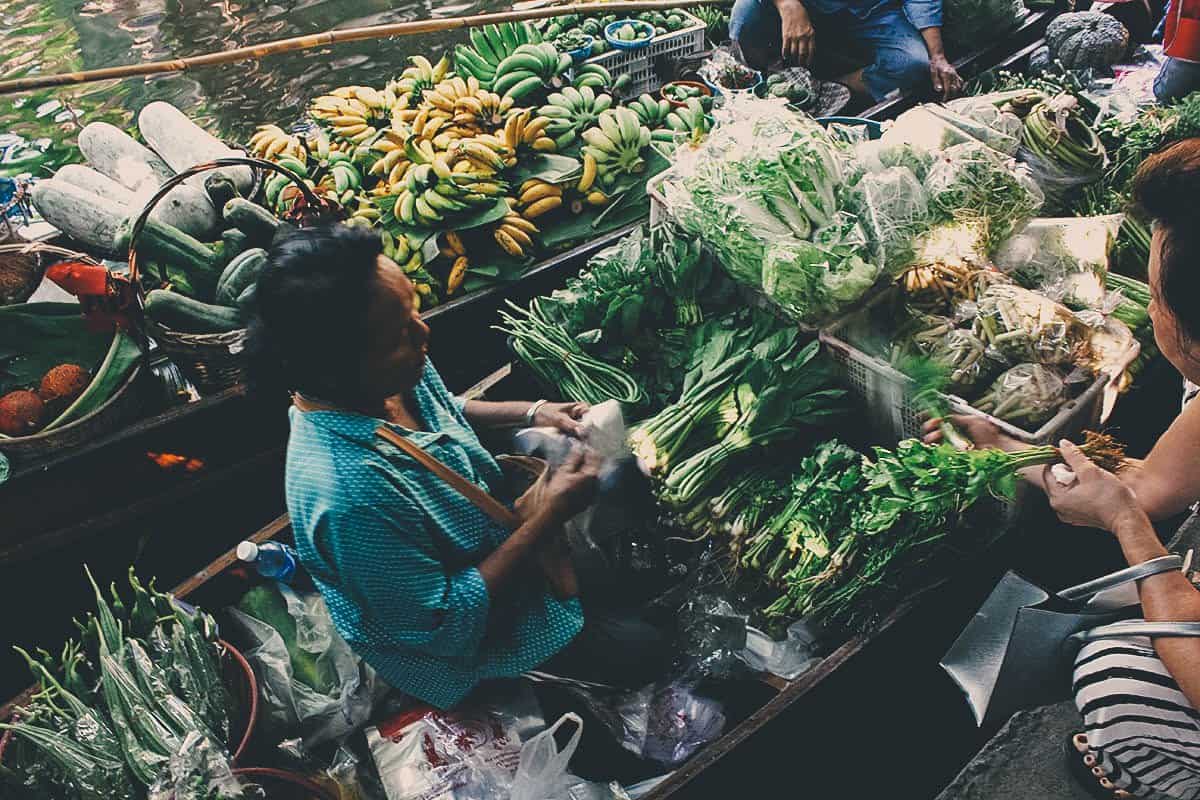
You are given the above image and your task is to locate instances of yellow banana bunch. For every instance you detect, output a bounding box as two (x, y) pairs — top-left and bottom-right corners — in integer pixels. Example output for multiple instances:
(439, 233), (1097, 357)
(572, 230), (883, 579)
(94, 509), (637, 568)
(515, 178), (564, 220)
(502, 109), (559, 154)
(493, 211), (539, 258)
(248, 124), (306, 161)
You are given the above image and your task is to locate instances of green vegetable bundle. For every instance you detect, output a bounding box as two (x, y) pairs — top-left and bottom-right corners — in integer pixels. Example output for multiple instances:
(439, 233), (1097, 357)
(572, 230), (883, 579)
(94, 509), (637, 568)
(0, 568), (238, 799)
(743, 433), (1125, 629)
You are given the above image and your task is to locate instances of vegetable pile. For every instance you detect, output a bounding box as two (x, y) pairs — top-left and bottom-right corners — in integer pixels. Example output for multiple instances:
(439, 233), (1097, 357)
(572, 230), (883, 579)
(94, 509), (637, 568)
(532, 9), (698, 58)
(0, 569), (245, 799)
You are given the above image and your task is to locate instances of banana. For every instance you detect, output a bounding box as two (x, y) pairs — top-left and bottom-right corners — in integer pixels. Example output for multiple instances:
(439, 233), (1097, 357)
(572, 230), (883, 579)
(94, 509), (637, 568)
(597, 111), (622, 144)
(495, 51), (544, 77)
(444, 230), (466, 256)
(577, 152), (597, 192)
(494, 227), (525, 257)
(424, 187), (467, 213)
(531, 137), (556, 152)
(498, 223), (534, 251)
(414, 193), (443, 224)
(586, 190), (608, 206)
(505, 75), (545, 101)
(582, 127), (619, 156)
(398, 191), (417, 224)
(519, 181), (562, 206)
(471, 28), (498, 64)
(523, 196), (563, 219)
(521, 116), (551, 142)
(447, 256), (469, 294)
(493, 69), (538, 98)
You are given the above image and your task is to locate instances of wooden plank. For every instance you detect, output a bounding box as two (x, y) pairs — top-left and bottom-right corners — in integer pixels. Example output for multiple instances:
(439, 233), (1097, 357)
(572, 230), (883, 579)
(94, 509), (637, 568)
(461, 363), (513, 402)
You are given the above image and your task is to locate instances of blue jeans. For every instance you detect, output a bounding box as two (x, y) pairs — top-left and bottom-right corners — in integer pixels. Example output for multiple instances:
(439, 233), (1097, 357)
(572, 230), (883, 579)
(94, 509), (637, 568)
(729, 0), (931, 100)
(1155, 56), (1200, 103)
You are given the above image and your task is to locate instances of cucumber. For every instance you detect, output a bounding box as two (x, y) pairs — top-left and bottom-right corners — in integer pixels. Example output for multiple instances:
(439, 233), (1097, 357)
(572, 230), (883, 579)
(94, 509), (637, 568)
(78, 121), (220, 238)
(113, 217), (224, 299)
(144, 289), (243, 333)
(223, 197), (279, 245)
(236, 283), (257, 314)
(215, 248), (267, 306)
(30, 180), (127, 254)
(138, 101), (253, 192)
(205, 174), (238, 209)
(221, 228), (249, 260)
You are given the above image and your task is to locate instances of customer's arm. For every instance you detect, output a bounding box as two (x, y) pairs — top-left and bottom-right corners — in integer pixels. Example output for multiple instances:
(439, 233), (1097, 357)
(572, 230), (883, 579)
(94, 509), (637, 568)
(774, 0), (815, 66)
(904, 0), (961, 98)
(1047, 443), (1200, 710)
(1119, 399), (1200, 520)
(462, 398), (588, 436)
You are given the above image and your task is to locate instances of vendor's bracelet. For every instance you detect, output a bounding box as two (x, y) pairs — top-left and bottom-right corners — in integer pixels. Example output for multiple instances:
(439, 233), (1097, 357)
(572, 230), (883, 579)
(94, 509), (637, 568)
(526, 399), (549, 426)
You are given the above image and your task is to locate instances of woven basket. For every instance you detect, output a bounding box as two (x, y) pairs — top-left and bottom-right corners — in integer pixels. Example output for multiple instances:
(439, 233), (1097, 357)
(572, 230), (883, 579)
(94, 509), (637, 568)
(128, 157), (324, 394)
(0, 243), (146, 467)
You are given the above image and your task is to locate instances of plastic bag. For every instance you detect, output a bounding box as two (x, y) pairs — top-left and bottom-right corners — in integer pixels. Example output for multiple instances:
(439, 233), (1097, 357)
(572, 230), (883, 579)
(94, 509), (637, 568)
(881, 103), (1021, 156)
(147, 732), (254, 800)
(930, 328), (1010, 396)
(615, 683), (726, 766)
(740, 621), (820, 679)
(972, 282), (1091, 366)
(509, 713), (629, 800)
(847, 165), (930, 275)
(924, 141), (1044, 249)
(676, 592), (749, 681)
(992, 216), (1122, 310)
(366, 684), (544, 800)
(226, 585), (383, 751)
(698, 47), (761, 94)
(973, 363), (1067, 429)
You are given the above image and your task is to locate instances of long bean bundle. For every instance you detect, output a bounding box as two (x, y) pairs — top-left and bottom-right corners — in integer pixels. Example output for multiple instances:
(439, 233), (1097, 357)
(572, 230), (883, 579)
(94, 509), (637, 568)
(496, 298), (645, 405)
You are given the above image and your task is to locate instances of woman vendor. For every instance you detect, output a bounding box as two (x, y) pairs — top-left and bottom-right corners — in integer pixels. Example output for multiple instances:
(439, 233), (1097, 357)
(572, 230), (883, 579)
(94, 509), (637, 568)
(929, 139), (1200, 799)
(246, 224), (663, 710)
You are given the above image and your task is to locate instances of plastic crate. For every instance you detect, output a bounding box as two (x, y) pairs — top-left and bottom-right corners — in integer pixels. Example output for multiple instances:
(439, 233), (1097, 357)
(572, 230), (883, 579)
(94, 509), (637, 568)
(647, 168), (670, 229)
(818, 290), (1133, 446)
(583, 11), (706, 95)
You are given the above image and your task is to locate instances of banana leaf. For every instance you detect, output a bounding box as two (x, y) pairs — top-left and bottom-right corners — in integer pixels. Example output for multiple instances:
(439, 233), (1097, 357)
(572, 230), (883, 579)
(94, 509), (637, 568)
(0, 303), (140, 437)
(507, 153), (583, 187)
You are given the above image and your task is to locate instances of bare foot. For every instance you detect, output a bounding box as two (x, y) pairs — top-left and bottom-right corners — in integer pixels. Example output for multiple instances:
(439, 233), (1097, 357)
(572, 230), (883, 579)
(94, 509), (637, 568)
(1073, 733), (1133, 798)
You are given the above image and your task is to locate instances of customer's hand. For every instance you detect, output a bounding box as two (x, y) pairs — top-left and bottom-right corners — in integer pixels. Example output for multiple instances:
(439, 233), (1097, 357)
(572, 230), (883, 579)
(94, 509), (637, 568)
(930, 54), (963, 100)
(534, 401), (589, 438)
(922, 414), (1025, 453)
(1044, 440), (1145, 533)
(777, 0), (815, 66)
(542, 446), (600, 522)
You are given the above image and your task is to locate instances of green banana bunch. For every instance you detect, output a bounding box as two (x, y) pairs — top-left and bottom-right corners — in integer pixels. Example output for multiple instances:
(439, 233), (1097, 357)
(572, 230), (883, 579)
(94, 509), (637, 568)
(571, 63), (633, 97)
(454, 22), (543, 91)
(539, 85), (614, 149)
(390, 55), (453, 109)
(664, 98), (712, 137)
(630, 93), (673, 129)
(392, 164), (508, 229)
(490, 42), (572, 101)
(265, 156), (309, 207)
(579, 107), (651, 188)
(323, 158), (363, 194)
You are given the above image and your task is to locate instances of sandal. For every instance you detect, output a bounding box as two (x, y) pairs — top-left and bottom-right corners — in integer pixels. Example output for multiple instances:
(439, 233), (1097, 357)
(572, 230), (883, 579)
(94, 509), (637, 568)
(1065, 733), (1134, 799)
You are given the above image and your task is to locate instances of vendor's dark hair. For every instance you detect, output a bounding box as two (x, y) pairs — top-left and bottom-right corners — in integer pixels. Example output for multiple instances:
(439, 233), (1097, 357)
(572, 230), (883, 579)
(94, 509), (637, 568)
(1133, 137), (1200, 344)
(246, 224), (382, 401)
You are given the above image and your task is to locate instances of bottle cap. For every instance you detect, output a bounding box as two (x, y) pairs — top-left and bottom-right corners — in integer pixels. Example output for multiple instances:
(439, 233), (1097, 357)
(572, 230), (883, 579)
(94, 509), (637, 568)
(236, 541), (259, 562)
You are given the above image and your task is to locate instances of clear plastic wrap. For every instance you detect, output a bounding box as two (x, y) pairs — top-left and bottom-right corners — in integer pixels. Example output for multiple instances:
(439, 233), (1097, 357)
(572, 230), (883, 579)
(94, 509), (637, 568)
(147, 732), (251, 800)
(846, 165), (931, 275)
(973, 282), (1091, 366)
(614, 683), (726, 766)
(881, 103), (1021, 156)
(226, 585), (383, 752)
(991, 215), (1122, 309)
(740, 621), (820, 679)
(698, 48), (761, 94)
(973, 363), (1067, 429)
(924, 142), (1044, 249)
(930, 328), (1011, 395)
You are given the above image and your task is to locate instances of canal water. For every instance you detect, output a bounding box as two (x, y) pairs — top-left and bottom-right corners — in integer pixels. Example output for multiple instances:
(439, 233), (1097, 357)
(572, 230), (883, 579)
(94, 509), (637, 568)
(0, 0), (501, 175)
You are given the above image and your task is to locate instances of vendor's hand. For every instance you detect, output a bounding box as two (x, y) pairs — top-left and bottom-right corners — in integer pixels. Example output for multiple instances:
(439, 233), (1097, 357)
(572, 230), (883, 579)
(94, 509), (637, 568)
(778, 0), (815, 66)
(922, 414), (1024, 453)
(542, 446), (600, 522)
(1043, 440), (1145, 533)
(534, 401), (589, 438)
(929, 55), (962, 100)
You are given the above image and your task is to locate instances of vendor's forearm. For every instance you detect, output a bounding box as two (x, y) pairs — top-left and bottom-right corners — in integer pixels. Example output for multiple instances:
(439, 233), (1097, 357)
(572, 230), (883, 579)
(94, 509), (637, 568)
(919, 26), (946, 57)
(461, 399), (537, 428)
(1114, 510), (1200, 710)
(476, 506), (561, 595)
(773, 0), (807, 12)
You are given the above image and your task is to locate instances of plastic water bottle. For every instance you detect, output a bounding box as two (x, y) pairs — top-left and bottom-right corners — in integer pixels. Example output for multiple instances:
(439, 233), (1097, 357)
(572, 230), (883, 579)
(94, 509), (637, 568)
(237, 541), (298, 582)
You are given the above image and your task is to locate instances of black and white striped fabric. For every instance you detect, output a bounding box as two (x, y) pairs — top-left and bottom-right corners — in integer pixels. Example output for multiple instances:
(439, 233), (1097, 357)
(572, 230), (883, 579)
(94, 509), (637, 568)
(1073, 635), (1200, 799)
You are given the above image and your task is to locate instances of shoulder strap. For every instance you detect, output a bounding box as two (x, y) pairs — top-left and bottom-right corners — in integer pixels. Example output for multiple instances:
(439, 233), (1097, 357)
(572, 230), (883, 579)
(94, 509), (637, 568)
(1057, 555), (1184, 602)
(376, 425), (519, 530)
(1073, 621), (1200, 643)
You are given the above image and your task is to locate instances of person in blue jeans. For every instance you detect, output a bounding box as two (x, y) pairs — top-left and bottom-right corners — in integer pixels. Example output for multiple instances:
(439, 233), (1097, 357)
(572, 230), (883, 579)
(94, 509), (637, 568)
(729, 0), (962, 101)
(1155, 1), (1200, 104)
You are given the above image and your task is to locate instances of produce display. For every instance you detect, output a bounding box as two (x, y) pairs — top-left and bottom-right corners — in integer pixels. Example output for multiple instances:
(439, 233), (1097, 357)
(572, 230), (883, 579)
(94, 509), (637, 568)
(0, 569), (243, 799)
(531, 9), (697, 58)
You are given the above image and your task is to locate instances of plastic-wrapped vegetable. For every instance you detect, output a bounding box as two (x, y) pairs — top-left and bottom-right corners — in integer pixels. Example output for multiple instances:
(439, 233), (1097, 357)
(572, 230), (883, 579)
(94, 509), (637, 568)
(882, 103), (1021, 156)
(974, 363), (1066, 428)
(847, 165), (931, 274)
(973, 283), (1091, 366)
(925, 142), (1044, 250)
(928, 328), (1010, 395)
(992, 216), (1121, 310)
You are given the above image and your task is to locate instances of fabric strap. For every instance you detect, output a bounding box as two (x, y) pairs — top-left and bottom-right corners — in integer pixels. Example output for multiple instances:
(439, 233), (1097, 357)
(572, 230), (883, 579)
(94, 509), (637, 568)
(375, 425), (577, 598)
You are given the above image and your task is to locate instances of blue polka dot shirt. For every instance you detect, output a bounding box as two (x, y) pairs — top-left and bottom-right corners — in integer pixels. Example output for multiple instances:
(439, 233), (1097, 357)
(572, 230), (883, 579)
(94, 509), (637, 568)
(284, 361), (583, 709)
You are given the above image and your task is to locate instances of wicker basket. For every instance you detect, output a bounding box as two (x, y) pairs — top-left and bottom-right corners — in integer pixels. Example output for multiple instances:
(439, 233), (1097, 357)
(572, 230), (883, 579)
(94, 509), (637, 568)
(128, 157), (323, 394)
(0, 242), (147, 467)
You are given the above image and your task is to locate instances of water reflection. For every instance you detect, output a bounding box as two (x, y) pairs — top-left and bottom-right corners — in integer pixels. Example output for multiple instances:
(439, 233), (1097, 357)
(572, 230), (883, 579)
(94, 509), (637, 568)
(0, 0), (501, 173)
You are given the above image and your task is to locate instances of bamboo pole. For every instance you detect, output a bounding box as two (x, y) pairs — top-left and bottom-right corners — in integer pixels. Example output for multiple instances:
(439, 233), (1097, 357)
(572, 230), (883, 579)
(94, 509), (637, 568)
(0, 0), (723, 96)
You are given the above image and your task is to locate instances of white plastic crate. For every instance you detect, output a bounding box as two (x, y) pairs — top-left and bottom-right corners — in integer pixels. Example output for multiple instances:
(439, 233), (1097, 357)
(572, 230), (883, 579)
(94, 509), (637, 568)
(584, 11), (706, 95)
(818, 290), (1130, 446)
(647, 168), (671, 229)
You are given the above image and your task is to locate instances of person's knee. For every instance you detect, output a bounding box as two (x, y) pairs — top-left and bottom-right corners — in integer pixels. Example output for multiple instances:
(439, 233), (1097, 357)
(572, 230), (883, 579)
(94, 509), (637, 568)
(729, 0), (777, 68)
(1154, 59), (1200, 104)
(867, 41), (929, 98)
